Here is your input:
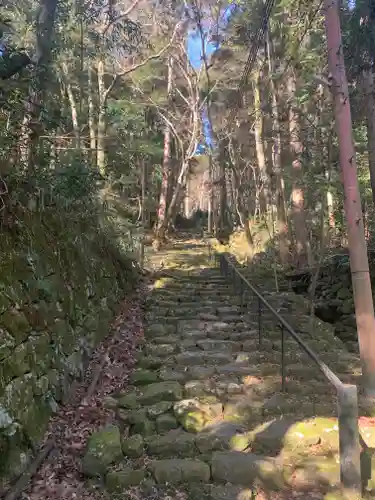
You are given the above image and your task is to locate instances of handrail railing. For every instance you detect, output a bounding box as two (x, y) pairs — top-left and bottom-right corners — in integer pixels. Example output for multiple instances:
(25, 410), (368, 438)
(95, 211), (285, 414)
(208, 245), (362, 494)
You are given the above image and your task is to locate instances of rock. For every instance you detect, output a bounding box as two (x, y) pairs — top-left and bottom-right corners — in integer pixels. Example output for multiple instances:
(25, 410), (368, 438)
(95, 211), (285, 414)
(198, 313), (219, 320)
(138, 357), (164, 369)
(147, 401), (173, 419)
(1, 309), (30, 344)
(153, 335), (180, 344)
(174, 399), (222, 433)
(122, 434), (144, 457)
(130, 369), (159, 386)
(140, 382), (183, 405)
(175, 352), (206, 366)
(209, 485), (254, 500)
(159, 367), (187, 382)
(197, 339), (239, 353)
(146, 429), (197, 457)
(105, 467), (145, 491)
(128, 409), (155, 436)
(156, 413), (179, 433)
(188, 366), (215, 380)
(117, 392), (139, 409)
(184, 380), (213, 398)
(150, 459), (210, 484)
(145, 324), (173, 337)
(146, 344), (176, 357)
(223, 398), (262, 424)
(195, 422), (249, 453)
(204, 352), (233, 365)
(211, 451), (281, 487)
(103, 396), (118, 409)
(82, 425), (123, 476)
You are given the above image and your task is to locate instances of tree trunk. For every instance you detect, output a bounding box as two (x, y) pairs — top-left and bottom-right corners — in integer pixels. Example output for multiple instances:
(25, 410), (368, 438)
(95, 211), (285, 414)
(267, 32), (289, 265)
(288, 70), (312, 268)
(20, 0), (58, 170)
(156, 56), (173, 237)
(61, 62), (80, 149)
(88, 67), (97, 166)
(154, 162), (189, 247)
(364, 69), (375, 205)
(253, 68), (269, 213)
(97, 59), (107, 175)
(324, 0), (375, 398)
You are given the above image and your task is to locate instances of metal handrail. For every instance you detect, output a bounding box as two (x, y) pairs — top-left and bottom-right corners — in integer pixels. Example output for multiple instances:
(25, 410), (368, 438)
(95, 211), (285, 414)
(208, 245), (362, 493)
(225, 253), (343, 389)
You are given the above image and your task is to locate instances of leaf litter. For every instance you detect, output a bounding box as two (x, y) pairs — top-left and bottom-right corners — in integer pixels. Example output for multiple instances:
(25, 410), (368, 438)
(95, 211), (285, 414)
(21, 283), (146, 500)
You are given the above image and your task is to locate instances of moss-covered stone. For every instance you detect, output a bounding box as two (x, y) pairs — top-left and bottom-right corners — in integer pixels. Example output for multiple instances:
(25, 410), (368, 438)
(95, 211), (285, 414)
(130, 369), (159, 386)
(105, 467), (145, 492)
(211, 451), (283, 487)
(140, 382), (183, 405)
(82, 425), (123, 477)
(122, 434), (144, 457)
(0, 329), (16, 362)
(147, 401), (173, 419)
(156, 413), (179, 433)
(174, 399), (222, 433)
(146, 430), (197, 457)
(27, 334), (53, 375)
(117, 392), (139, 409)
(1, 309), (30, 345)
(150, 458), (210, 484)
(20, 398), (52, 444)
(146, 344), (176, 357)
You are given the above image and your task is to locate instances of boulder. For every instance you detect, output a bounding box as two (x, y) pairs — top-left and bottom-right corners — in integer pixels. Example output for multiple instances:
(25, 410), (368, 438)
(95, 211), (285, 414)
(140, 382), (183, 405)
(150, 459), (210, 484)
(174, 398), (222, 433)
(156, 413), (179, 433)
(211, 451), (282, 487)
(130, 369), (159, 386)
(122, 434), (144, 457)
(105, 467), (145, 492)
(146, 429), (197, 457)
(82, 425), (123, 476)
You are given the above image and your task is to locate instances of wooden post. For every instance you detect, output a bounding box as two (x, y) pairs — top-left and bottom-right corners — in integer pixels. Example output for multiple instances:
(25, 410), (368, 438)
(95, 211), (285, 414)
(337, 384), (361, 492)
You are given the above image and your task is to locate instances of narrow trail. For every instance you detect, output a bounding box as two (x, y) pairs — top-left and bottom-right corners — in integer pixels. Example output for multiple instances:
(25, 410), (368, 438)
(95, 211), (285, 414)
(23, 288), (145, 500)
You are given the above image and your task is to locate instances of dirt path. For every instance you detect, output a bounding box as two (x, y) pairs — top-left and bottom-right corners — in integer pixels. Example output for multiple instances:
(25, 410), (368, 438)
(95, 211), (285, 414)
(22, 285), (145, 500)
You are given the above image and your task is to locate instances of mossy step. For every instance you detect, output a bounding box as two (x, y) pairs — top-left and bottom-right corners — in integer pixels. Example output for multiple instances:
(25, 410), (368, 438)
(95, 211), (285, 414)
(211, 451), (283, 487)
(149, 458), (210, 484)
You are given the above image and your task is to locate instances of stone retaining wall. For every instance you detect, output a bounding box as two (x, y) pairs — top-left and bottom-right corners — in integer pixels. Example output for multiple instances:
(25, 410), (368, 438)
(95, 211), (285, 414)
(0, 209), (136, 486)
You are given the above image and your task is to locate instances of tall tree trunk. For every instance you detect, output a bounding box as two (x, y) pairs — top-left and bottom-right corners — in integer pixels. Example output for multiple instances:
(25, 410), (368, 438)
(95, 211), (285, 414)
(153, 162), (189, 248)
(253, 68), (269, 214)
(88, 67), (97, 166)
(156, 56), (173, 237)
(324, 0), (375, 398)
(60, 62), (80, 149)
(20, 0), (58, 169)
(288, 70), (312, 268)
(267, 32), (289, 265)
(364, 69), (375, 204)
(97, 59), (107, 175)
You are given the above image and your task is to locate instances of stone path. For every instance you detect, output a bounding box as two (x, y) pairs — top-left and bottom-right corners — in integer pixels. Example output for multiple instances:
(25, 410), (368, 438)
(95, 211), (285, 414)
(82, 240), (371, 499)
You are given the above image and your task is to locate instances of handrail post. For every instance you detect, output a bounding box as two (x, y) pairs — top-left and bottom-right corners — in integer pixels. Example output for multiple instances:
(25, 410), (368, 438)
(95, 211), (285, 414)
(258, 297), (262, 347)
(337, 384), (361, 493)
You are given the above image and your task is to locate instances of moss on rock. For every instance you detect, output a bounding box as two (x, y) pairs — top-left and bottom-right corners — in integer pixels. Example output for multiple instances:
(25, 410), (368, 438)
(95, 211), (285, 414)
(82, 425), (123, 477)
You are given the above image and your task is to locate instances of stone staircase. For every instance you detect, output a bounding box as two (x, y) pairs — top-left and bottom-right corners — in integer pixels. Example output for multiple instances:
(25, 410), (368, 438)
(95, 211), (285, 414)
(82, 245), (370, 499)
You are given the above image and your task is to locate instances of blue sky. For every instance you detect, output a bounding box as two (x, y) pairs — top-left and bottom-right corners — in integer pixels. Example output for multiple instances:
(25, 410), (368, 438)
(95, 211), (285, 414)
(187, 4), (235, 153)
